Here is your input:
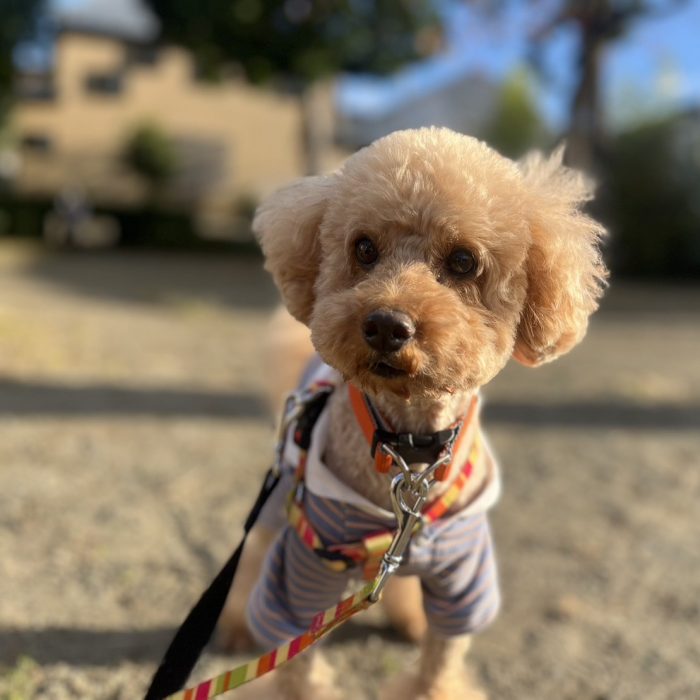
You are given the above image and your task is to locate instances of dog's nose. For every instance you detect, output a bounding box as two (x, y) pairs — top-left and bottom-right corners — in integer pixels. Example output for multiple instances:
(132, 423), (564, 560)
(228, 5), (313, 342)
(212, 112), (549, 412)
(362, 310), (415, 353)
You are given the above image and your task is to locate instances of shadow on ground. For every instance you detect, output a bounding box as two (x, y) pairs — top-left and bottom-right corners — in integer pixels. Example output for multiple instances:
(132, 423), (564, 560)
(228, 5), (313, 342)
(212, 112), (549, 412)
(482, 400), (700, 429)
(19, 249), (278, 311)
(1, 627), (177, 666)
(14, 249), (700, 317)
(0, 621), (405, 667)
(0, 378), (267, 419)
(1, 377), (698, 429)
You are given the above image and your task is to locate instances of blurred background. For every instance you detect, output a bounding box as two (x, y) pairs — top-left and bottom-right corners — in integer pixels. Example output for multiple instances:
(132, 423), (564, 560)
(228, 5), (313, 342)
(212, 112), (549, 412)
(0, 1), (698, 699)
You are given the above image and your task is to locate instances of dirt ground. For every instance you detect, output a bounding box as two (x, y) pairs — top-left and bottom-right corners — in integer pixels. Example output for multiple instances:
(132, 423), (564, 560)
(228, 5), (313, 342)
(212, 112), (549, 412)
(0, 241), (698, 700)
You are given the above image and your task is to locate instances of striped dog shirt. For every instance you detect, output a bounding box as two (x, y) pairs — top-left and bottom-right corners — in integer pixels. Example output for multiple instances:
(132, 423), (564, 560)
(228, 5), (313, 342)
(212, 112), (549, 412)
(246, 358), (501, 648)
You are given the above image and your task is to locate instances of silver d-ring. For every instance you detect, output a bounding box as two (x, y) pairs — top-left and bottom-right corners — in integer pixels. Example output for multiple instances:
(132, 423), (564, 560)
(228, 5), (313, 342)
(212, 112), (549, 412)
(381, 443), (411, 479)
(415, 452), (451, 490)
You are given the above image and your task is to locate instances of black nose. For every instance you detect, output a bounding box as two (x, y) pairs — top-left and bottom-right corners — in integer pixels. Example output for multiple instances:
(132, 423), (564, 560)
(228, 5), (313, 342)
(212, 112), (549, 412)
(362, 310), (415, 353)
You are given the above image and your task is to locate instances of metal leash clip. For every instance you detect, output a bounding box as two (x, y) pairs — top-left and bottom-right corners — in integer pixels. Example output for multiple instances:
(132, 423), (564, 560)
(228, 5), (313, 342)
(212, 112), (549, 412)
(368, 444), (453, 602)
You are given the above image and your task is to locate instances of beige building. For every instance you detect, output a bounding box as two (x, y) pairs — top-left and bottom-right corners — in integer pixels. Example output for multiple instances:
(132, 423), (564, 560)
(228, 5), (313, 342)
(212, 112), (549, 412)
(12, 13), (342, 237)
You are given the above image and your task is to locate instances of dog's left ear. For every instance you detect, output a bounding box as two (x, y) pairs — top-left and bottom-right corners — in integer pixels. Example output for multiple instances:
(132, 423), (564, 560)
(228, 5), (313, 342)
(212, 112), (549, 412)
(253, 175), (334, 325)
(513, 147), (608, 367)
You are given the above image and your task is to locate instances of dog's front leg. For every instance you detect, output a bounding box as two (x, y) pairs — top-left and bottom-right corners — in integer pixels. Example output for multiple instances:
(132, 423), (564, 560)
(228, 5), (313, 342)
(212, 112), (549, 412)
(382, 575), (428, 642)
(381, 630), (486, 700)
(216, 523), (278, 652)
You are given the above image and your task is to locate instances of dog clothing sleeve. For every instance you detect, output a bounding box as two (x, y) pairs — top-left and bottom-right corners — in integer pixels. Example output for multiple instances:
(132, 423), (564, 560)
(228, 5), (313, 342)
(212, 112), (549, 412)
(414, 513), (501, 636)
(245, 522), (353, 649)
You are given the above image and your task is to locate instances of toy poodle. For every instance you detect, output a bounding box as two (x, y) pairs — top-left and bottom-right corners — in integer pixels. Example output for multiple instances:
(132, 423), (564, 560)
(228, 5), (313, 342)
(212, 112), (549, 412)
(218, 127), (607, 700)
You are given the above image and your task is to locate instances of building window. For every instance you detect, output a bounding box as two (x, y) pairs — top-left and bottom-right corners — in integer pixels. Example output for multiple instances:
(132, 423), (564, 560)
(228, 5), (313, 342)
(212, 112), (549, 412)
(84, 71), (123, 96)
(127, 44), (159, 67)
(20, 134), (53, 154)
(15, 74), (56, 102)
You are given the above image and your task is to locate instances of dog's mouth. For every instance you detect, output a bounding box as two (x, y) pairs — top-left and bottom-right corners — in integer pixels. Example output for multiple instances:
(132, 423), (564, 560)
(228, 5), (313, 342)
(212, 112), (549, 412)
(369, 360), (408, 379)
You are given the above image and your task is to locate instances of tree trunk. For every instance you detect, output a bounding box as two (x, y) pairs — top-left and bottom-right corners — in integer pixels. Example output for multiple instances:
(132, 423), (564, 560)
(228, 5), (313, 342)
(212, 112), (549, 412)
(299, 83), (326, 176)
(567, 29), (604, 172)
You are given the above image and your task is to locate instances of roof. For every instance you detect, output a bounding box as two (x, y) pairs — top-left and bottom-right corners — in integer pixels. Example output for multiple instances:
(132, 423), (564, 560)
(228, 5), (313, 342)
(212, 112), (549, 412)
(336, 61), (496, 148)
(52, 0), (160, 43)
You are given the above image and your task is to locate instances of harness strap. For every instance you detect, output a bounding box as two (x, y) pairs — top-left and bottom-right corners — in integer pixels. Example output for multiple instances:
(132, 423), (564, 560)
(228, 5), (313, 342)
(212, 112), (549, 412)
(423, 434), (480, 521)
(292, 381), (334, 449)
(289, 496), (394, 578)
(348, 383), (480, 481)
(348, 384), (395, 472)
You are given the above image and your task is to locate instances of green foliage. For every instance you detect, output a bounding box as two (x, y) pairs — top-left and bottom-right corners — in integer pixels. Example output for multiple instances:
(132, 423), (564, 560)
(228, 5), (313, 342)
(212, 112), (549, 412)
(0, 193), (261, 253)
(0, 194), (52, 237)
(123, 122), (178, 189)
(145, 0), (440, 88)
(0, 657), (39, 700)
(605, 113), (700, 277)
(0, 0), (41, 117)
(233, 192), (258, 222)
(483, 70), (546, 158)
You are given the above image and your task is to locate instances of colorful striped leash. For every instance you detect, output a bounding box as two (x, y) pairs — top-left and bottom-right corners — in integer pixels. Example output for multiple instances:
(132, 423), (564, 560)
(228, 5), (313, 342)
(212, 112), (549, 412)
(164, 579), (379, 700)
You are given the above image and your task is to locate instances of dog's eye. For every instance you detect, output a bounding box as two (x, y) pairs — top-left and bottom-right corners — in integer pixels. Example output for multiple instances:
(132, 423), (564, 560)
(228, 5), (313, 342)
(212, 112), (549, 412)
(446, 249), (477, 277)
(355, 237), (379, 266)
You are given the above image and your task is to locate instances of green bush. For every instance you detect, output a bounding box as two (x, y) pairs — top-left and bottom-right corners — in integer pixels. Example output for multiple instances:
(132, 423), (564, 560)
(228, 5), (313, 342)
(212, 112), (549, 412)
(604, 114), (700, 278)
(0, 195), (52, 237)
(483, 70), (548, 159)
(123, 122), (178, 189)
(0, 194), (261, 252)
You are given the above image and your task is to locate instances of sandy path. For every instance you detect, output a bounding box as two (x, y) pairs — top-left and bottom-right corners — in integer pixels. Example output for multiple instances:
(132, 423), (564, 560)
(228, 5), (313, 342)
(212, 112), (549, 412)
(0, 242), (698, 699)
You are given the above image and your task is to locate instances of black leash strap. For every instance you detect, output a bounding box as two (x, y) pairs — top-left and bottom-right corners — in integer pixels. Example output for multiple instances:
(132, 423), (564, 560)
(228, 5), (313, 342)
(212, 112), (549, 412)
(144, 467), (280, 700)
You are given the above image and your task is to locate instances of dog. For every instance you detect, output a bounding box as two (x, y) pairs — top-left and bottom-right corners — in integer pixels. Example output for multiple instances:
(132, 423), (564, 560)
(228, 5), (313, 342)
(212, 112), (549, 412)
(218, 127), (607, 699)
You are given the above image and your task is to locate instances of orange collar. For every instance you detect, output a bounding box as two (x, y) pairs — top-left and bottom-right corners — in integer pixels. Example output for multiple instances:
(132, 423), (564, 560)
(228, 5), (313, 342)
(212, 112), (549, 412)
(347, 383), (479, 481)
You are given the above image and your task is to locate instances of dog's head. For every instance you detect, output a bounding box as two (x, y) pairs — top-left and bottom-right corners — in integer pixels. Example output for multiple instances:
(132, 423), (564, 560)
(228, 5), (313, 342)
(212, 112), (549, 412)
(254, 128), (607, 400)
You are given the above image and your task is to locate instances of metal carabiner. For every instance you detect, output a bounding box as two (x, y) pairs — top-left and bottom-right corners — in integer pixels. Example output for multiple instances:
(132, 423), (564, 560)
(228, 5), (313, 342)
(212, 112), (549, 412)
(368, 443), (456, 602)
(369, 472), (431, 602)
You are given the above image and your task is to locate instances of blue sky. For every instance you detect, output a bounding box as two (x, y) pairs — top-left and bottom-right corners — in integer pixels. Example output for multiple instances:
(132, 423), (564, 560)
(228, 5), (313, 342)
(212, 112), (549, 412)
(601, 1), (700, 125)
(339, 0), (700, 131)
(50, 0), (700, 131)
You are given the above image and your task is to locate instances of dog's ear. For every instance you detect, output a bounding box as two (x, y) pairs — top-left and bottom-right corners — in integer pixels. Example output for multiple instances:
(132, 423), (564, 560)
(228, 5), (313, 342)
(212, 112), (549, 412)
(253, 175), (333, 325)
(513, 147), (608, 367)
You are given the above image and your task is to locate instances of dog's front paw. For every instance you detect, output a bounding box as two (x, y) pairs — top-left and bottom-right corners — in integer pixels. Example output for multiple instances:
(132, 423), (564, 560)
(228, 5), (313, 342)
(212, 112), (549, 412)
(379, 668), (487, 700)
